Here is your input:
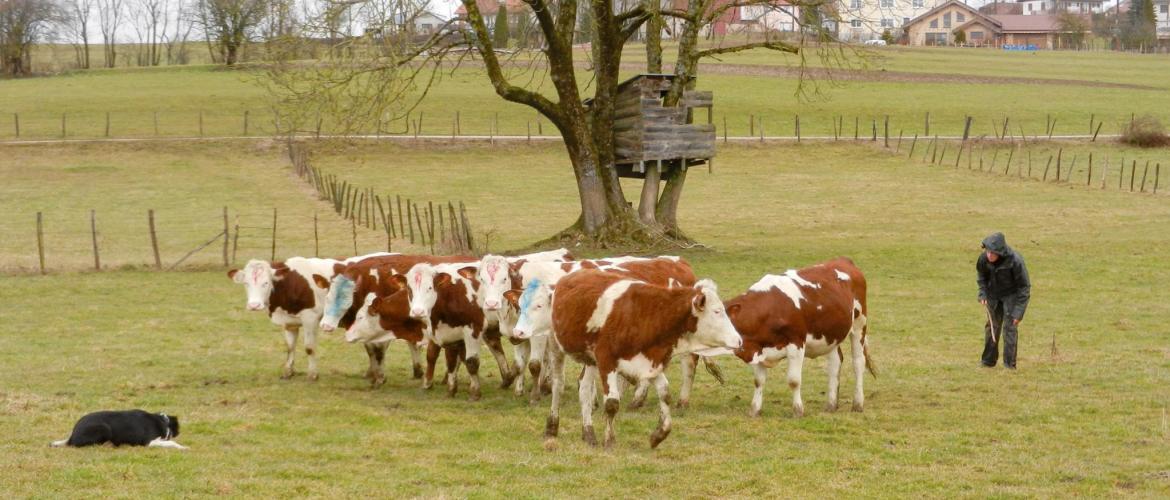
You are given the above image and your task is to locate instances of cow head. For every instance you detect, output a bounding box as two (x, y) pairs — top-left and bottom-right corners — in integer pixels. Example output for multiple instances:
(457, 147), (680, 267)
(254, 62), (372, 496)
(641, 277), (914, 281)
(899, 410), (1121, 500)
(227, 260), (282, 311)
(475, 254), (512, 312)
(345, 292), (382, 343)
(688, 279), (743, 352)
(318, 272), (359, 332)
(512, 278), (552, 340)
(399, 263), (477, 320)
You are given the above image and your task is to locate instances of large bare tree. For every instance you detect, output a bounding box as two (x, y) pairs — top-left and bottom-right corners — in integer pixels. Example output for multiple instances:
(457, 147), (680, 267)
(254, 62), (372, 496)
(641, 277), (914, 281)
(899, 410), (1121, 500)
(63, 0), (94, 68)
(129, 0), (169, 65)
(97, 0), (123, 67)
(0, 0), (62, 76)
(269, 0), (851, 246)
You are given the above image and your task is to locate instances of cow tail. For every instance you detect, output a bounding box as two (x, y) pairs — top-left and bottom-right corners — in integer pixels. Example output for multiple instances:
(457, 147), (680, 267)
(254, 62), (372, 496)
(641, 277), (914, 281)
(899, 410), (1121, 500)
(863, 332), (877, 378)
(701, 356), (726, 386)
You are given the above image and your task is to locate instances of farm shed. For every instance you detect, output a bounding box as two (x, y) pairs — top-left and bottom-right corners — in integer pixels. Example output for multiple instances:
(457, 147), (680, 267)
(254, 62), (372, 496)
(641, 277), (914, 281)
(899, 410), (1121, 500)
(604, 74), (716, 179)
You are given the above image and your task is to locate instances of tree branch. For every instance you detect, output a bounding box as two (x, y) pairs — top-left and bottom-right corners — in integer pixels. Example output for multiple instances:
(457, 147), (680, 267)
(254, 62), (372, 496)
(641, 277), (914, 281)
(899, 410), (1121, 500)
(461, 0), (562, 120)
(697, 40), (800, 59)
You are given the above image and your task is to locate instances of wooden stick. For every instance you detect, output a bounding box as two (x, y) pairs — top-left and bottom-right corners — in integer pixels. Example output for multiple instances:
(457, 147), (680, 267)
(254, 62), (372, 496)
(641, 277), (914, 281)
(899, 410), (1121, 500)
(1141, 161), (1150, 192)
(1043, 156), (1052, 182)
(90, 210), (100, 271)
(271, 208), (278, 261)
(244, 110), (249, 136)
(105, 111), (110, 137)
(438, 204), (447, 246)
(1087, 153), (1093, 186)
(314, 211), (320, 257)
(427, 201), (436, 254)
(962, 116), (972, 142)
(883, 115), (889, 147)
(460, 201), (474, 251)
(351, 217), (358, 255)
(1131, 160), (1136, 192)
(896, 130), (903, 152)
(1055, 148), (1063, 182)
(796, 114), (801, 142)
(232, 221), (239, 265)
(62, 113), (67, 138)
(1154, 164), (1160, 194)
(413, 203), (426, 252)
(1092, 122), (1103, 142)
(908, 134), (918, 158)
(407, 199), (415, 244)
(222, 207), (229, 267)
(36, 212), (44, 274)
(1005, 148), (1015, 175)
(199, 110), (204, 137)
(397, 195), (404, 237)
(14, 112), (19, 138)
(924, 111), (930, 136)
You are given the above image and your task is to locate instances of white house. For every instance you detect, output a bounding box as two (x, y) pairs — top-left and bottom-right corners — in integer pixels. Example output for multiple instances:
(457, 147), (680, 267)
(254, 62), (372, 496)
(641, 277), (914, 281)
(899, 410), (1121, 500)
(837, 0), (940, 41)
(1158, 0), (1170, 39)
(1017, 0), (1106, 15)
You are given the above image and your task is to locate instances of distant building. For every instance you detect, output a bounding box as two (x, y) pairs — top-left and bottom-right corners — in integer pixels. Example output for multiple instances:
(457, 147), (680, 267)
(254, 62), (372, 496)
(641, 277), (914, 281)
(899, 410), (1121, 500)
(1016, 0), (1105, 15)
(836, 0), (938, 42)
(903, 0), (1082, 47)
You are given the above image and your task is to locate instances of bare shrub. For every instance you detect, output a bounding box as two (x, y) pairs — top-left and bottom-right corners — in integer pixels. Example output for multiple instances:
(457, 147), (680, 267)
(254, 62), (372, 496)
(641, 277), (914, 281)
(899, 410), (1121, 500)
(1120, 115), (1170, 148)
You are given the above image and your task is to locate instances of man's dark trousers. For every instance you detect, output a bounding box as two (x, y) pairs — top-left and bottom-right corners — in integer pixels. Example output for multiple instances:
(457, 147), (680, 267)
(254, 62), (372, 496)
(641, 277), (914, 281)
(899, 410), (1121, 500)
(982, 297), (1019, 368)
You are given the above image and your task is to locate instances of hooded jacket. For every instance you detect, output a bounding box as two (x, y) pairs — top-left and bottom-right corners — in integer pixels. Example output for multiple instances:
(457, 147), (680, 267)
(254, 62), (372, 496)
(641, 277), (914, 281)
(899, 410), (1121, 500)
(977, 232), (1031, 320)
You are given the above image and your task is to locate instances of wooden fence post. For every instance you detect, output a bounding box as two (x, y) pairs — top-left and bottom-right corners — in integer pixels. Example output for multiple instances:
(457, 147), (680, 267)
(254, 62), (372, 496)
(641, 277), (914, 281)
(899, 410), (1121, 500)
(854, 117), (859, 140)
(244, 110), (250, 136)
(749, 114), (754, 137)
(232, 218), (239, 265)
(36, 211), (43, 274)
(90, 209), (100, 271)
(149, 209), (161, 270)
(221, 207), (229, 266)
(427, 201), (436, 254)
(105, 112), (110, 137)
(1130, 160), (1136, 192)
(1055, 148), (1063, 182)
(13, 113), (18, 138)
(723, 116), (728, 144)
(1141, 161), (1150, 192)
(407, 200), (415, 244)
(883, 115), (889, 147)
(438, 204), (447, 246)
(924, 111), (930, 136)
(153, 111), (159, 135)
(413, 203), (425, 251)
(908, 134), (918, 158)
(351, 217), (358, 255)
(314, 211), (320, 257)
(795, 115), (801, 142)
(199, 110), (204, 137)
(460, 201), (473, 251)
(962, 116), (972, 142)
(1155, 164), (1160, 194)
(61, 113), (67, 138)
(271, 208), (277, 261)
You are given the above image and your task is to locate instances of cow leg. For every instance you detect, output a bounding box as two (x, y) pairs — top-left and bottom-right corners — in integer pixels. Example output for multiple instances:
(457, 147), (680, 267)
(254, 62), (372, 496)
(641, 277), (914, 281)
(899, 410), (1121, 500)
(601, 365), (624, 449)
(365, 342), (388, 388)
(281, 325), (299, 379)
(462, 330), (482, 401)
(825, 346), (843, 411)
(482, 330), (516, 390)
(512, 340), (531, 397)
(529, 335), (551, 405)
(408, 341), (424, 379)
(578, 365), (599, 446)
(423, 341), (441, 390)
(677, 353), (698, 410)
(850, 314), (868, 412)
(750, 364), (767, 417)
(445, 341), (464, 397)
(649, 373), (673, 449)
(544, 340), (566, 441)
(786, 344), (806, 417)
(303, 322), (320, 381)
(629, 379), (650, 410)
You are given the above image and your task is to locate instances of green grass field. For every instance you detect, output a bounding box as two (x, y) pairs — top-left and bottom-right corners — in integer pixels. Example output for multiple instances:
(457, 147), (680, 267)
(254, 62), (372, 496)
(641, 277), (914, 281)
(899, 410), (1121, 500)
(4, 46), (1170, 140)
(2, 139), (1170, 496)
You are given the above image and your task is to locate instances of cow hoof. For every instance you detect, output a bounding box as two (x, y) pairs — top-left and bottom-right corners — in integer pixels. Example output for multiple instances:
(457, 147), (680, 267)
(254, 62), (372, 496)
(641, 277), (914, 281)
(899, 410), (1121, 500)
(447, 387), (458, 398)
(370, 377), (386, 389)
(544, 416), (559, 438)
(469, 389), (482, 402)
(649, 427), (671, 449)
(280, 371), (294, 380)
(500, 372), (517, 389)
(676, 399), (690, 410)
(542, 438), (558, 452)
(627, 399), (645, 410)
(792, 406), (805, 418)
(421, 381), (433, 390)
(529, 397), (542, 407)
(604, 436), (616, 450)
(852, 402), (864, 413)
(825, 402), (838, 412)
(582, 426), (597, 447)
(749, 409), (761, 418)
(308, 373), (319, 382)
(412, 366), (424, 379)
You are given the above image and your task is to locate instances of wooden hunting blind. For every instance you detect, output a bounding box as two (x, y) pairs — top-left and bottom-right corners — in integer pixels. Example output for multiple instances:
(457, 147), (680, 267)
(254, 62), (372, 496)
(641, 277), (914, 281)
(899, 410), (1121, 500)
(606, 74), (716, 179)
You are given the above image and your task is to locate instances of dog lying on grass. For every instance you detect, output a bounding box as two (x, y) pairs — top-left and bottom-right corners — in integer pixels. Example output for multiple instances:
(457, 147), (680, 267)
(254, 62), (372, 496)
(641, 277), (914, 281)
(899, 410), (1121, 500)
(51, 410), (187, 450)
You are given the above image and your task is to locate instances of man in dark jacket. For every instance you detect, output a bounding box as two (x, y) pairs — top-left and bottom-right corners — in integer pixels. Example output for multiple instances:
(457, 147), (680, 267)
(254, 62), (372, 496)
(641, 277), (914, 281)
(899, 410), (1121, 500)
(977, 232), (1031, 369)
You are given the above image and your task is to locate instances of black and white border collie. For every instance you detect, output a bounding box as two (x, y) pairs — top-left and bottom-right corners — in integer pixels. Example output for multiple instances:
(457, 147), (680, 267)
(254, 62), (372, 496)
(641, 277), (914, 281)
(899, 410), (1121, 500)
(51, 410), (187, 450)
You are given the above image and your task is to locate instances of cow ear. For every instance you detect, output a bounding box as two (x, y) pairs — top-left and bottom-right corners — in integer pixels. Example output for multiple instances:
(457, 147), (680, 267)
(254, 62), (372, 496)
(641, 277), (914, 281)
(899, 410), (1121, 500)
(726, 303), (742, 318)
(272, 267), (288, 281)
(272, 261), (288, 271)
(312, 274), (330, 289)
(436, 273), (452, 287)
(503, 289), (521, 307)
(456, 266), (477, 280)
(228, 269), (243, 283)
(692, 291), (707, 312)
(332, 263), (345, 275)
(390, 274), (408, 288)
(369, 296), (383, 312)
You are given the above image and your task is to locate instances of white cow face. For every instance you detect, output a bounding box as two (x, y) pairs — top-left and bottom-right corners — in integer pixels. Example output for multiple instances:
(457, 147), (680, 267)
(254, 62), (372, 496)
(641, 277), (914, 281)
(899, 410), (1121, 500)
(690, 279), (743, 351)
(228, 260), (278, 311)
(512, 279), (552, 340)
(346, 293), (392, 344)
(403, 264), (443, 319)
(476, 255), (512, 312)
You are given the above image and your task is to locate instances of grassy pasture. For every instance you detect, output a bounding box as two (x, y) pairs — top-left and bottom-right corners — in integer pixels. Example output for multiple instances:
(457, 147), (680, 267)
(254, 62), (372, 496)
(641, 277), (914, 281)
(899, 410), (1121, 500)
(2, 140), (1170, 496)
(4, 46), (1170, 140)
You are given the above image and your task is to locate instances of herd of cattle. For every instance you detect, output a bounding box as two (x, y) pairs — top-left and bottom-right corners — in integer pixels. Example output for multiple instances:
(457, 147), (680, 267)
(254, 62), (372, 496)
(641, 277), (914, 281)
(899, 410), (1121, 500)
(227, 250), (876, 449)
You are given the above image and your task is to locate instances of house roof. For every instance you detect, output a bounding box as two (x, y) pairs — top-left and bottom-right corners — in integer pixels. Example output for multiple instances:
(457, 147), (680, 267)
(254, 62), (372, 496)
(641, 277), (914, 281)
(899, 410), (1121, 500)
(454, 0), (528, 17)
(904, 0), (1002, 30)
(990, 14), (1060, 32)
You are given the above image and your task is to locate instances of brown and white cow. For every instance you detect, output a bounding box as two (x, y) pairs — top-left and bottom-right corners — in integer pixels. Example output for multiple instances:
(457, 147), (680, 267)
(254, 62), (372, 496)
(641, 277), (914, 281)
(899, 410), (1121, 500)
(544, 270), (743, 449)
(502, 256), (723, 407)
(315, 253), (475, 387)
(725, 257), (876, 418)
(227, 257), (340, 380)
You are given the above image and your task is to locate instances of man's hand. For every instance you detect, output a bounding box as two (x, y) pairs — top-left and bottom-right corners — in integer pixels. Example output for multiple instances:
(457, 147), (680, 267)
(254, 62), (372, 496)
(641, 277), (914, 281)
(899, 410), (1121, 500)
(1012, 318), (1021, 326)
(979, 299), (987, 306)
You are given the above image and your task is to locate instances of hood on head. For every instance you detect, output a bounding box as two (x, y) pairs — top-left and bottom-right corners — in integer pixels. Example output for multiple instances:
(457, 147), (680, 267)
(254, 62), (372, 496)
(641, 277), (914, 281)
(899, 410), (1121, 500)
(982, 232), (1010, 256)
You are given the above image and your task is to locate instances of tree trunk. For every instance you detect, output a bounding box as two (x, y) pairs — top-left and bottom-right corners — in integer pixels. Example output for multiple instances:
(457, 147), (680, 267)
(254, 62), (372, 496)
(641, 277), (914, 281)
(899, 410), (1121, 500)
(638, 1), (665, 226)
(225, 43), (239, 66)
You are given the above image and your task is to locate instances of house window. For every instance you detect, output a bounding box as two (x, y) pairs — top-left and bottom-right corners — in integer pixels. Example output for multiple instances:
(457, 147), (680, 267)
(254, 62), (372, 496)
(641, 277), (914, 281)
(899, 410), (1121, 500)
(956, 13), (965, 22)
(881, 0), (893, 7)
(1161, 4), (1168, 13)
(943, 13), (951, 28)
(851, 19), (863, 28)
(971, 30), (984, 39)
(881, 18), (894, 27)
(913, 0), (924, 7)
(904, 17), (910, 25)
(925, 32), (947, 45)
(929, 18), (938, 28)
(850, 0), (861, 8)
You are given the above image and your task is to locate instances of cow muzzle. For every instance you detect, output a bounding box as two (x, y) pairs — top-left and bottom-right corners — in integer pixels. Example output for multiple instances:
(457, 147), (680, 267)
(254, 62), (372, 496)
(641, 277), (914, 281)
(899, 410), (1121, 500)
(409, 308), (427, 319)
(511, 327), (530, 340)
(320, 322), (336, 333)
(247, 302), (264, 311)
(484, 299), (500, 311)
